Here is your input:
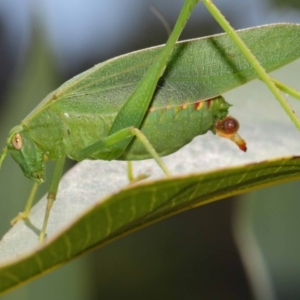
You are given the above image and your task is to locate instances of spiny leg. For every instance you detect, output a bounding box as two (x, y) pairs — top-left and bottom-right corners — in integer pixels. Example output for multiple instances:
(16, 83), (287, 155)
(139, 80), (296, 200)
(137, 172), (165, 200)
(11, 181), (39, 225)
(39, 156), (65, 243)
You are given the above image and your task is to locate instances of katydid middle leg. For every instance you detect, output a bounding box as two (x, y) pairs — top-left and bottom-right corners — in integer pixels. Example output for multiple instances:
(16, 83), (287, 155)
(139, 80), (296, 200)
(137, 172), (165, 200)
(127, 161), (150, 183)
(78, 127), (171, 176)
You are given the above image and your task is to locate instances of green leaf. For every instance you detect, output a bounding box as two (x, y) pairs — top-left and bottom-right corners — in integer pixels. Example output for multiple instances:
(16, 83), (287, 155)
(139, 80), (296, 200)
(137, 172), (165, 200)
(1, 155), (300, 294)
(1, 23), (300, 294)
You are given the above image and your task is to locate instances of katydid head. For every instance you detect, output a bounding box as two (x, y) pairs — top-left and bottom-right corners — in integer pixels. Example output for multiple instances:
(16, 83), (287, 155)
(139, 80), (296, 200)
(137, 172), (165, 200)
(6, 126), (46, 183)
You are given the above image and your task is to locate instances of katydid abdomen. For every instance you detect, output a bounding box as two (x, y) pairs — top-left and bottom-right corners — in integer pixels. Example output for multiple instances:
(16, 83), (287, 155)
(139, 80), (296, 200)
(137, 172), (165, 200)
(120, 96), (231, 159)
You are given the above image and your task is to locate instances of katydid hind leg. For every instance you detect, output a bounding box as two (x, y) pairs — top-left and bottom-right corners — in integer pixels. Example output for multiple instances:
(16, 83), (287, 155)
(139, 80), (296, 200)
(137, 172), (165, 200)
(273, 79), (300, 101)
(202, 0), (300, 133)
(39, 156), (65, 243)
(107, 0), (199, 159)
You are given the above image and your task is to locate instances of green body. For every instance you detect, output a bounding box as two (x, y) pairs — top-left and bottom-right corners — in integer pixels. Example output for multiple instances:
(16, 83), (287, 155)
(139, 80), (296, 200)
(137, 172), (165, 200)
(1, 0), (235, 243)
(9, 89), (229, 166)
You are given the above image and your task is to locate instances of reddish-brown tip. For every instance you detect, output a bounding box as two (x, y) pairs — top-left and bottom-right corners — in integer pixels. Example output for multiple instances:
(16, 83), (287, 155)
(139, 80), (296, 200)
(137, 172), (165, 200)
(235, 135), (247, 152)
(215, 116), (247, 152)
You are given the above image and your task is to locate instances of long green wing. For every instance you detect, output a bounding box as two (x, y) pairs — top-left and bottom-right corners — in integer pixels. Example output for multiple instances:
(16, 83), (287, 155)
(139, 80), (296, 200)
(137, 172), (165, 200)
(24, 24), (300, 122)
(25, 24), (300, 123)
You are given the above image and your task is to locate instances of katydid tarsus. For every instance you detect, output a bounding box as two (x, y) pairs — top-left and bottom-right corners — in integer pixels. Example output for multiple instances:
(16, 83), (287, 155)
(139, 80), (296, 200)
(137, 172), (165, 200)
(0, 0), (298, 244)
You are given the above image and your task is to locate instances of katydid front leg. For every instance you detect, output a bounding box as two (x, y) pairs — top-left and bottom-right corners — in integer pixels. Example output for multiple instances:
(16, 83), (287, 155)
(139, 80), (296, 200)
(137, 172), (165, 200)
(11, 182), (39, 225)
(9, 156), (65, 243)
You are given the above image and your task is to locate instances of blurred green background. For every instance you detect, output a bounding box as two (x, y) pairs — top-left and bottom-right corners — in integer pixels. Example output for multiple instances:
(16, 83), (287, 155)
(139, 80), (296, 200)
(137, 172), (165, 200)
(0, 0), (300, 299)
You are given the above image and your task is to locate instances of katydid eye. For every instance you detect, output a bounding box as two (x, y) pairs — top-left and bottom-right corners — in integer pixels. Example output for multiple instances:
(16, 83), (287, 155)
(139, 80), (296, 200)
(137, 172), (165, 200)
(12, 134), (23, 150)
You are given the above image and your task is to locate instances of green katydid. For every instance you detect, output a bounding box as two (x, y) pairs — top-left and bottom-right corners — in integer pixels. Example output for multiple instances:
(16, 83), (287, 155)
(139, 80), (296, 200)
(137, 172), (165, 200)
(0, 0), (247, 243)
(0, 0), (299, 244)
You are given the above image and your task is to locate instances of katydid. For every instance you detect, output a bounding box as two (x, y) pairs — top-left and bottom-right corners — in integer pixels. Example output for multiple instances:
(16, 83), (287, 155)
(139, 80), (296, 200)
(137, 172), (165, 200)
(1, 0), (271, 244)
(0, 85), (246, 242)
(0, 0), (297, 244)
